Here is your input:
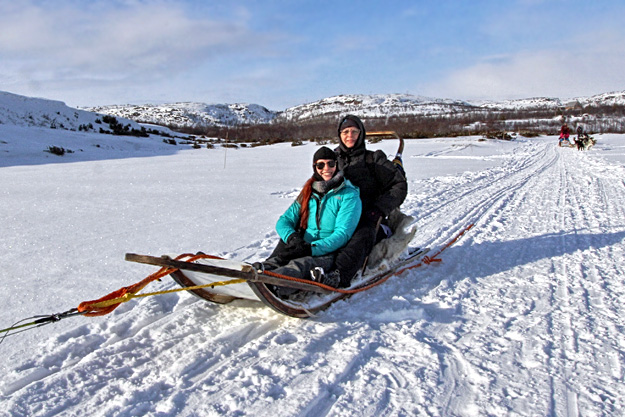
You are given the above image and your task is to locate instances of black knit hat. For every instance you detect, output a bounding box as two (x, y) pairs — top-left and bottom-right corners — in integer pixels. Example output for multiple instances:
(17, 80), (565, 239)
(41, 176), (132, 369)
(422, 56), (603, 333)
(312, 146), (337, 179)
(313, 146), (337, 163)
(339, 118), (359, 132)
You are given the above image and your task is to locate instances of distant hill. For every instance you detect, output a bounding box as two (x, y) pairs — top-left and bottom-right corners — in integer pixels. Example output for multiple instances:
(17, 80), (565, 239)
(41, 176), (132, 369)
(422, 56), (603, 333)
(84, 91), (625, 131)
(85, 102), (276, 128)
(0, 90), (185, 140)
(279, 94), (477, 122)
(0, 91), (138, 131)
(476, 91), (625, 111)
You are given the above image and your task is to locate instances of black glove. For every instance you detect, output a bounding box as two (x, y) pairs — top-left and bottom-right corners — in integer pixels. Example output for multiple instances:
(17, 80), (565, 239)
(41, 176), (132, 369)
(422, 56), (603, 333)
(283, 234), (312, 259)
(365, 208), (384, 226)
(286, 233), (304, 247)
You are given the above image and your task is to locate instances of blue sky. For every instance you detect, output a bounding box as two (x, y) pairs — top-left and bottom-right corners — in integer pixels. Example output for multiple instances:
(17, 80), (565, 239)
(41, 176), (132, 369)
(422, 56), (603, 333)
(1, 0), (624, 109)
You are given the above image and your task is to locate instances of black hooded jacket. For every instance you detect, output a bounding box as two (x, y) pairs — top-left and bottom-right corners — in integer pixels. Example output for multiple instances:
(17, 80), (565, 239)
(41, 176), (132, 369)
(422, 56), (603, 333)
(335, 115), (407, 217)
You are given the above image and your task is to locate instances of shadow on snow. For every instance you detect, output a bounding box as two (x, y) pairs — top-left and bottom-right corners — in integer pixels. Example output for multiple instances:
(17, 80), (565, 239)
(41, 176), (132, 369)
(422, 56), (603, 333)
(444, 228), (625, 281)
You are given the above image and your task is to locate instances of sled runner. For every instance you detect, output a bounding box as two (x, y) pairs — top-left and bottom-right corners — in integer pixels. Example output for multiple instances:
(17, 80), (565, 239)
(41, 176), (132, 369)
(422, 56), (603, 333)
(125, 246), (429, 318)
(125, 210), (424, 318)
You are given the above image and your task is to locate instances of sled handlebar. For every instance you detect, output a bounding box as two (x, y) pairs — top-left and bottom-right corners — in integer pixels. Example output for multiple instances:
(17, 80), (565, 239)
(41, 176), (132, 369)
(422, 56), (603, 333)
(367, 130), (404, 160)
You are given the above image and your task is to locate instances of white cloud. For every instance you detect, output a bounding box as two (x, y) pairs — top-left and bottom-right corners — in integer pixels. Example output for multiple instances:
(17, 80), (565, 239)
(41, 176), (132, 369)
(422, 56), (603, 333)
(0, 1), (272, 86)
(426, 30), (625, 100)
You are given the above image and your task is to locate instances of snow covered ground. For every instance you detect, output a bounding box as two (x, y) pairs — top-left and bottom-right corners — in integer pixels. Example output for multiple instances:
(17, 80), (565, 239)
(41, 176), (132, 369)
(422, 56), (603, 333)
(1, 124), (624, 416)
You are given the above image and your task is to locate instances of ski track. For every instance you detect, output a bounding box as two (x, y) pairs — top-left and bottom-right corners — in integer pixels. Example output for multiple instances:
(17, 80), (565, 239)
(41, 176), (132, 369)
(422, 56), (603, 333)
(2, 137), (625, 416)
(410, 139), (625, 415)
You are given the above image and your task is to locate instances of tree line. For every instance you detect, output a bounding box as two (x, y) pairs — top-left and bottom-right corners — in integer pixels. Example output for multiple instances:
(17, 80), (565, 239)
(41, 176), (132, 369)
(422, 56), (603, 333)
(165, 103), (625, 143)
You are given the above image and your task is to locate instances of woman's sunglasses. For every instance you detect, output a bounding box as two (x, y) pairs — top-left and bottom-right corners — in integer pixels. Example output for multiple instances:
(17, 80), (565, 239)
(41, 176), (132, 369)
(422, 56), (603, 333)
(314, 160), (337, 170)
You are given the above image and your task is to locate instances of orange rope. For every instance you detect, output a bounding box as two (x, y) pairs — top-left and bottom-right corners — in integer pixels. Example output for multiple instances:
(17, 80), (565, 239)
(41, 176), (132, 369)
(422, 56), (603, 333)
(77, 253), (222, 316)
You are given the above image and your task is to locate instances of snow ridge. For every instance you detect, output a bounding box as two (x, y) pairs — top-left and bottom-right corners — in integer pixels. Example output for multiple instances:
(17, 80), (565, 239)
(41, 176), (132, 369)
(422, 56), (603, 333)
(85, 91), (625, 127)
(279, 93), (476, 122)
(85, 102), (277, 128)
(0, 91), (144, 133)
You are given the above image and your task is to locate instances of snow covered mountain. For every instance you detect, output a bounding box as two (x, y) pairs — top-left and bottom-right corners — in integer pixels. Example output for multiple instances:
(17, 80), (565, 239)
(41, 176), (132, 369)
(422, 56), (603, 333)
(475, 97), (564, 111)
(575, 91), (625, 107)
(476, 91), (625, 111)
(85, 91), (625, 128)
(279, 93), (476, 122)
(85, 102), (277, 128)
(85, 94), (480, 127)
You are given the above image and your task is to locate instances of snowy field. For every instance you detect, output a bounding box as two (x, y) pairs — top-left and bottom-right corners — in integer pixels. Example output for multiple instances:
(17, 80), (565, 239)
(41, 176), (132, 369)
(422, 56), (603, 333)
(1, 124), (625, 416)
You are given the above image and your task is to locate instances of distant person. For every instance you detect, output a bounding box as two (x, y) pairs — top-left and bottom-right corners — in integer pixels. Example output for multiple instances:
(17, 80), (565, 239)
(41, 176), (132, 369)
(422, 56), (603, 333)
(575, 125), (594, 150)
(559, 124), (571, 147)
(254, 146), (361, 296)
(333, 115), (408, 287)
(575, 125), (585, 149)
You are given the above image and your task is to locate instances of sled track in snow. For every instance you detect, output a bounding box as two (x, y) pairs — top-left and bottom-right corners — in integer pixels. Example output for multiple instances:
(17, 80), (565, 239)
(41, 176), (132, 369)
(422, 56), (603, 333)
(406, 139), (625, 415)
(410, 140), (559, 246)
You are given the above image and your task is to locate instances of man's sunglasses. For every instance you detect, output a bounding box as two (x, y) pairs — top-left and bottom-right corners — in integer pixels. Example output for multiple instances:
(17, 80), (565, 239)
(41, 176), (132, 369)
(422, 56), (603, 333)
(314, 160), (337, 170)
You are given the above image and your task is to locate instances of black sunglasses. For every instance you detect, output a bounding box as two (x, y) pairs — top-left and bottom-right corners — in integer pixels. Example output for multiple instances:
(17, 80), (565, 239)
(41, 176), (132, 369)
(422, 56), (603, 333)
(314, 160), (337, 170)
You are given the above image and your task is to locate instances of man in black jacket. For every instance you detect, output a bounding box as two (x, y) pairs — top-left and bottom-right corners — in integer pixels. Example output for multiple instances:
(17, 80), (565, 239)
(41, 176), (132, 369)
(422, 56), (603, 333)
(333, 114), (408, 286)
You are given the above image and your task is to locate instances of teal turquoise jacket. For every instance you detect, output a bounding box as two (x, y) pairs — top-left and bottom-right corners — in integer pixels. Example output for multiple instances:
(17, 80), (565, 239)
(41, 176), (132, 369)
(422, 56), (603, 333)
(276, 179), (361, 257)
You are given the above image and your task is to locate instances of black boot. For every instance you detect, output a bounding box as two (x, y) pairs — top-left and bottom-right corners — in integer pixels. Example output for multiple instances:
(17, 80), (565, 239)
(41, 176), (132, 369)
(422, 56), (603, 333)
(310, 267), (340, 288)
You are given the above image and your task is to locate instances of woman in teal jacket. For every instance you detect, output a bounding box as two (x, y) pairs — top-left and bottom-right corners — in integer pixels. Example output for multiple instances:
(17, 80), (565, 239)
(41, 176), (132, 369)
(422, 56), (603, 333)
(255, 146), (361, 293)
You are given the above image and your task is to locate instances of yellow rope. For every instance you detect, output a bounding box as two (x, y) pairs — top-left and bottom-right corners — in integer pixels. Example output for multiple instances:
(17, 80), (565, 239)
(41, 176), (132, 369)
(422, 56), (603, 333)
(85, 278), (248, 309)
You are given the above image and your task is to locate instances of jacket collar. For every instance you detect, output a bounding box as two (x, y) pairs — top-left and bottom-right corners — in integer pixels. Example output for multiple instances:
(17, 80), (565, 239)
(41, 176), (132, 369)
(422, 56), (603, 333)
(312, 170), (345, 195)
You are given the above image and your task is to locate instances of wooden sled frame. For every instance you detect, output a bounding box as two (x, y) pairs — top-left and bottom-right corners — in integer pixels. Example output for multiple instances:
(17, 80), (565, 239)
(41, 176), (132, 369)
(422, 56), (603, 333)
(125, 253), (340, 318)
(125, 253), (414, 319)
(125, 246), (425, 319)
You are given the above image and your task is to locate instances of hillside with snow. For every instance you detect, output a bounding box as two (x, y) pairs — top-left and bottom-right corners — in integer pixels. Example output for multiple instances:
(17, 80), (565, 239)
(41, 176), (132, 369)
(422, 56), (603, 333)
(0, 93), (624, 416)
(86, 102), (277, 128)
(0, 91), (146, 133)
(0, 91), (194, 166)
(4, 89), (624, 139)
(83, 91), (625, 129)
(278, 93), (476, 122)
